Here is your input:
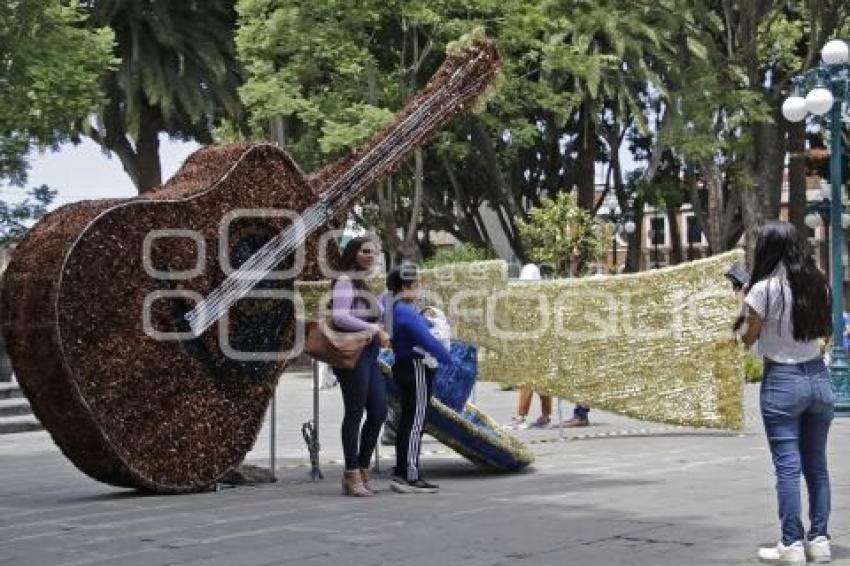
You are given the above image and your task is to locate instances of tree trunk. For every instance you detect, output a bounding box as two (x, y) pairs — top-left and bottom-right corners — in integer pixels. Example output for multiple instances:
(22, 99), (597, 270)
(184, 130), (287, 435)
(788, 120), (807, 233)
(737, 168), (763, 264)
(377, 177), (402, 267)
(753, 112), (786, 220)
(398, 148), (424, 262)
(625, 196), (645, 273)
(134, 103), (163, 193)
(469, 118), (519, 217)
(666, 204), (683, 265)
(575, 100), (597, 211)
(469, 118), (525, 260)
(700, 159), (726, 255)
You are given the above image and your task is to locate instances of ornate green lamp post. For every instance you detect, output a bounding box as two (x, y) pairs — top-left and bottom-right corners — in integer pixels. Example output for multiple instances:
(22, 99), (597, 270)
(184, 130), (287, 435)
(783, 39), (850, 414)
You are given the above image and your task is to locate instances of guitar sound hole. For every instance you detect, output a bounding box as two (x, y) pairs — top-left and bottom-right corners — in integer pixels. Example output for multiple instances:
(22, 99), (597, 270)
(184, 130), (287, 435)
(166, 221), (296, 384)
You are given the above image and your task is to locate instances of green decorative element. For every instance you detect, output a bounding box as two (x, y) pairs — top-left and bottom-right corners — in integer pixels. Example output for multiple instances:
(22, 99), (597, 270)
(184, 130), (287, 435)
(297, 252), (747, 429)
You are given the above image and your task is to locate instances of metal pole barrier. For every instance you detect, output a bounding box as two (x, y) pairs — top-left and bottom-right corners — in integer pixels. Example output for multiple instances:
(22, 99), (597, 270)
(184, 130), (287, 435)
(557, 397), (564, 440)
(270, 382), (277, 479)
(302, 361), (324, 480)
(314, 361), (320, 457)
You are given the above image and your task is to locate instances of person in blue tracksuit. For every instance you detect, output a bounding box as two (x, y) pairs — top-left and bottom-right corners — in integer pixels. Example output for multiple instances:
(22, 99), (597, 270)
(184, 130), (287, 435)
(385, 264), (452, 494)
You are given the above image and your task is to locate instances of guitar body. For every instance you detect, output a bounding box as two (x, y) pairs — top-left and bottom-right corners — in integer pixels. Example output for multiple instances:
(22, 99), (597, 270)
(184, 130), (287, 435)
(1, 35), (501, 493)
(1, 143), (332, 492)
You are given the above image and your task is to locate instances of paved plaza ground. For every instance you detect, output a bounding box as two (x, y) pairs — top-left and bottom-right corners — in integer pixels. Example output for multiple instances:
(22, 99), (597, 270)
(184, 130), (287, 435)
(1, 372), (848, 566)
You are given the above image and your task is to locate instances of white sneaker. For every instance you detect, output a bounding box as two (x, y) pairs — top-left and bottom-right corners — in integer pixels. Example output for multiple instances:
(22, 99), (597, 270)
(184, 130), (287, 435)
(757, 541), (806, 565)
(504, 416), (528, 430)
(805, 536), (831, 563)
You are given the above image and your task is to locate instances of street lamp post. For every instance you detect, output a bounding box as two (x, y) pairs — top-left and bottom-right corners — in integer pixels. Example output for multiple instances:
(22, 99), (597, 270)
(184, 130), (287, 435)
(598, 197), (636, 274)
(783, 38), (850, 414)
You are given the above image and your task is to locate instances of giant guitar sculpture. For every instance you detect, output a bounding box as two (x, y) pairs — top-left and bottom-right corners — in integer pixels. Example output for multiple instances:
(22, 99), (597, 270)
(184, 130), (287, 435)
(0, 37), (501, 493)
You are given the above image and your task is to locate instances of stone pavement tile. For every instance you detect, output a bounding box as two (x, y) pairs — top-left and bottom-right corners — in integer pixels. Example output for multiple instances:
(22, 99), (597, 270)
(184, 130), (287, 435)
(2, 380), (850, 565)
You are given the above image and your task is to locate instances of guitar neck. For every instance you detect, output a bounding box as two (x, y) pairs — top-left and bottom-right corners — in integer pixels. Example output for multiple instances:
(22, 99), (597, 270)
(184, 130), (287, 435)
(186, 38), (500, 336)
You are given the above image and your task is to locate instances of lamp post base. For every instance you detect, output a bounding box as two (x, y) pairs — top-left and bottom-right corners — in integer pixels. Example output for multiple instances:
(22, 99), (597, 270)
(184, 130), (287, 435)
(829, 346), (850, 415)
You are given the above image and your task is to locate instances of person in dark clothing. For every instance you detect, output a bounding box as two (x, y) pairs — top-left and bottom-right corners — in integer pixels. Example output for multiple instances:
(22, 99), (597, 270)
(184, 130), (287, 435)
(330, 237), (391, 497)
(385, 264), (451, 494)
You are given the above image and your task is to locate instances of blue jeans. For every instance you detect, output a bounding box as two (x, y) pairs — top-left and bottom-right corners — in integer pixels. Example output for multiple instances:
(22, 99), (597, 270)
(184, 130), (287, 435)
(333, 342), (388, 471)
(574, 405), (590, 419)
(760, 358), (834, 545)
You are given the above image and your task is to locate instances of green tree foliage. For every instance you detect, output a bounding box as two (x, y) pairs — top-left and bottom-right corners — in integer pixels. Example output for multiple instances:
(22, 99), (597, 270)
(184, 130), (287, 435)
(82, 0), (243, 193)
(235, 0), (848, 267)
(236, 0), (511, 263)
(0, 0), (115, 185)
(0, 185), (57, 245)
(516, 192), (608, 277)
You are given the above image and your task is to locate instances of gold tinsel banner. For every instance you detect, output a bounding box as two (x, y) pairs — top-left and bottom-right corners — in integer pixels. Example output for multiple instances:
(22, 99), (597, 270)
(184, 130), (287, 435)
(296, 250), (747, 430)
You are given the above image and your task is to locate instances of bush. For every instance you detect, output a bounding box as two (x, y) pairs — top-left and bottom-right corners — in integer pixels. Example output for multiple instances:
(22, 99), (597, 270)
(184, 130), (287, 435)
(744, 354), (763, 383)
(424, 243), (496, 268)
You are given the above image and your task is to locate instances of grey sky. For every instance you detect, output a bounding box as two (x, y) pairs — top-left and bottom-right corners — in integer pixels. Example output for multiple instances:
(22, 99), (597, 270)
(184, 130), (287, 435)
(1, 136), (641, 208)
(0, 137), (199, 205)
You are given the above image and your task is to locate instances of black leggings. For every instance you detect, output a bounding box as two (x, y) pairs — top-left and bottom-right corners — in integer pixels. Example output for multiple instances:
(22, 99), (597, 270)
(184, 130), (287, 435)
(333, 343), (388, 471)
(393, 358), (433, 481)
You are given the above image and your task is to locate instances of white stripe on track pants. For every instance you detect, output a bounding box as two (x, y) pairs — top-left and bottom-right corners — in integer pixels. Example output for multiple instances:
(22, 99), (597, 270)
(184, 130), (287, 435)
(393, 358), (433, 481)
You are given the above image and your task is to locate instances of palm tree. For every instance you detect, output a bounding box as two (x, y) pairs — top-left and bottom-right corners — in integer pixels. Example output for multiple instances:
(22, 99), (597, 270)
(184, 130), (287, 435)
(82, 0), (243, 193)
(541, 0), (678, 211)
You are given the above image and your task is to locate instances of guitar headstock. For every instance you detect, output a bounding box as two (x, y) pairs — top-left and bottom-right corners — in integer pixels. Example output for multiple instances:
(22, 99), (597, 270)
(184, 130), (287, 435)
(425, 29), (503, 114)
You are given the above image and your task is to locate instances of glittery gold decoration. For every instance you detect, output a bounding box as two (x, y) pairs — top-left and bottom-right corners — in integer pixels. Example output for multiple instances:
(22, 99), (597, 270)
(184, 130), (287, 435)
(298, 250), (746, 430)
(386, 393), (535, 472)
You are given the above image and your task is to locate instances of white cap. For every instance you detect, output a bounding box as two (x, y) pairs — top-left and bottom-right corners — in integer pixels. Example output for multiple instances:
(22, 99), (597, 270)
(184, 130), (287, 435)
(519, 263), (542, 281)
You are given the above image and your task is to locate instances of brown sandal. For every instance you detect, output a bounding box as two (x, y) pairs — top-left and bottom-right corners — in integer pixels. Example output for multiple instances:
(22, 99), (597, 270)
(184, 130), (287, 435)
(359, 469), (378, 494)
(342, 470), (372, 497)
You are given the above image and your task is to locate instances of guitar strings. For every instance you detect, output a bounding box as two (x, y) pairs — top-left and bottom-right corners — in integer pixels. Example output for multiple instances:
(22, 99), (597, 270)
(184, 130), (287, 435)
(190, 71), (489, 334)
(189, 67), (494, 335)
(187, 53), (494, 334)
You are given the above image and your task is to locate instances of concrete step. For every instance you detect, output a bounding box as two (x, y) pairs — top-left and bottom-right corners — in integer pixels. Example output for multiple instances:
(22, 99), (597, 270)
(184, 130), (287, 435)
(0, 382), (23, 400)
(0, 399), (32, 417)
(0, 415), (43, 435)
(0, 398), (32, 418)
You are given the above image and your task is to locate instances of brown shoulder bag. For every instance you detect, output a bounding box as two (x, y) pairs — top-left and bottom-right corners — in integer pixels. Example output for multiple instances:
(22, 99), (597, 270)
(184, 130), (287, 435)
(304, 318), (372, 369)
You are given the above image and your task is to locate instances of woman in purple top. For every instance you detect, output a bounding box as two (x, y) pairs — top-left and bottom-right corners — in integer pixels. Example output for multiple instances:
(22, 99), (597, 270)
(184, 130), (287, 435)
(331, 236), (390, 497)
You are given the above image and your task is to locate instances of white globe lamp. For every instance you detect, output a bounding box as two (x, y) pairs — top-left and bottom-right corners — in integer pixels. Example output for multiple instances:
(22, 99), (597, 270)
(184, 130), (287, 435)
(805, 213), (822, 229)
(624, 220), (636, 234)
(822, 39), (850, 65)
(782, 96), (808, 122)
(806, 88), (835, 115)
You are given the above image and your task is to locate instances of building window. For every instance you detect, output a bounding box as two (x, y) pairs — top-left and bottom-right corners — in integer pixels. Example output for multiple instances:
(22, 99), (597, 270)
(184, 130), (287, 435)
(649, 216), (666, 246)
(686, 216), (703, 245)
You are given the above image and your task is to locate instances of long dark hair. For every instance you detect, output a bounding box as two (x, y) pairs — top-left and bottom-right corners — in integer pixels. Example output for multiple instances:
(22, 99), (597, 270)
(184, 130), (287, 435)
(334, 236), (374, 292)
(748, 221), (831, 341)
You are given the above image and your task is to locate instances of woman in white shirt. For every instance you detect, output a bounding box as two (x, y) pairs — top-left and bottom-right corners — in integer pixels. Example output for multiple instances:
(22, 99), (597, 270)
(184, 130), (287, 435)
(738, 221), (834, 565)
